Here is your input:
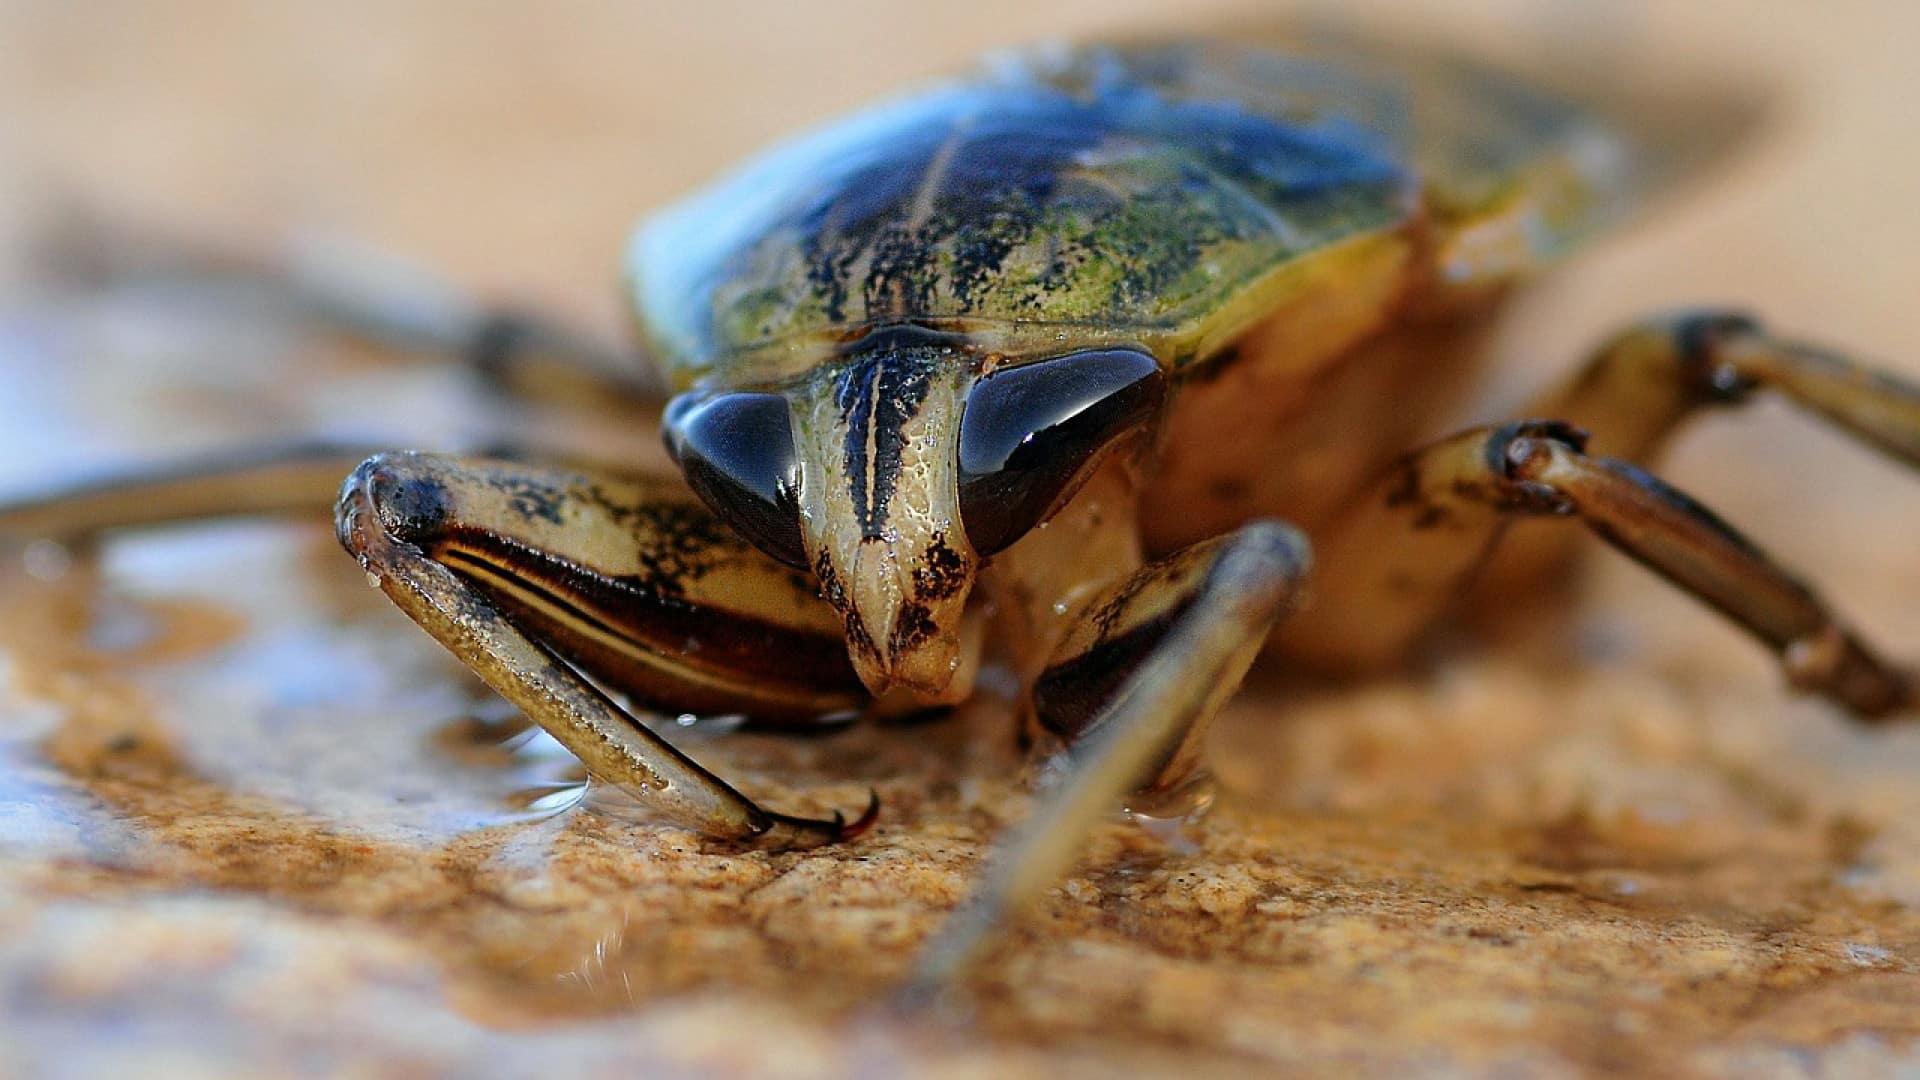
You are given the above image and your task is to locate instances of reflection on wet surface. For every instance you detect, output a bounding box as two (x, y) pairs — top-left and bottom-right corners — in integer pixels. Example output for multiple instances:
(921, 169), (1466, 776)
(4, 246), (1920, 1073)
(0, 286), (940, 1029)
(0, 511), (981, 1018)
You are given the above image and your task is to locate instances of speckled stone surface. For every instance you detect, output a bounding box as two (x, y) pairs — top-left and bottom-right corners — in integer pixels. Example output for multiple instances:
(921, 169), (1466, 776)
(3, 3), (1920, 1077)
(4, 542), (1920, 1077)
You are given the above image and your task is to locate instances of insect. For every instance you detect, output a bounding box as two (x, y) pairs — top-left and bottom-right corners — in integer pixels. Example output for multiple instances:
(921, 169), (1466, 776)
(3, 37), (1916, 991)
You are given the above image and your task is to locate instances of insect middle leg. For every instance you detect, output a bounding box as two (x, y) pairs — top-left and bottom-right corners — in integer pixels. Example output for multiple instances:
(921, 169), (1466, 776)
(0, 439), (597, 540)
(0, 442), (380, 539)
(48, 214), (661, 407)
(335, 451), (876, 844)
(1273, 419), (1914, 719)
(1489, 311), (1920, 592)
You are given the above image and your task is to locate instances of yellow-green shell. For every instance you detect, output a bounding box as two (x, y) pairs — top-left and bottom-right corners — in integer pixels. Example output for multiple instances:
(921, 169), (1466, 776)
(629, 40), (1635, 389)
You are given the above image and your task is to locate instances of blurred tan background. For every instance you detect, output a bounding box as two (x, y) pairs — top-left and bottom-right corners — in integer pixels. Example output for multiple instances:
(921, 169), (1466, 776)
(2, 2), (1918, 1075)
(1, 0), (1913, 351)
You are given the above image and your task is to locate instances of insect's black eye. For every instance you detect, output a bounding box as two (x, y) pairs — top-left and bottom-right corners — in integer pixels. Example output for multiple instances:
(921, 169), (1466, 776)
(664, 391), (807, 567)
(957, 348), (1163, 555)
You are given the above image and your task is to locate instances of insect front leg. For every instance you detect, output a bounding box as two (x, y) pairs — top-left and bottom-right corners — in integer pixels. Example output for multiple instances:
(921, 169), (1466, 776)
(907, 521), (1311, 997)
(336, 451), (875, 845)
(1273, 421), (1915, 720)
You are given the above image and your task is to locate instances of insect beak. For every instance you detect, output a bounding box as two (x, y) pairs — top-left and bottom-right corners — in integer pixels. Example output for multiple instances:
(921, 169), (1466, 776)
(827, 530), (976, 697)
(788, 353), (980, 699)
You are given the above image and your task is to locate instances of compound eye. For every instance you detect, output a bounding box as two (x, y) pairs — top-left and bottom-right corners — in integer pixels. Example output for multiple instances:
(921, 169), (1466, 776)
(664, 391), (807, 567)
(957, 348), (1163, 555)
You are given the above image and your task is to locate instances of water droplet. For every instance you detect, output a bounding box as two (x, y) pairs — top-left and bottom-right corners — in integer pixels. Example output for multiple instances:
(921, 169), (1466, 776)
(1845, 942), (1891, 967)
(654, 713), (746, 742)
(509, 781), (588, 816)
(1123, 774), (1215, 854)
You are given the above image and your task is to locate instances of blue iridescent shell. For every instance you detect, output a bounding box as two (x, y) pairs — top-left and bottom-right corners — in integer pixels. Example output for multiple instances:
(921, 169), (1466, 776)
(630, 40), (1633, 388)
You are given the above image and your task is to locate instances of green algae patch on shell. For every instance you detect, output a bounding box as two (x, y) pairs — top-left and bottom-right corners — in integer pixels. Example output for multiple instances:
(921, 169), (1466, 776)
(629, 42), (1423, 388)
(628, 39), (1647, 390)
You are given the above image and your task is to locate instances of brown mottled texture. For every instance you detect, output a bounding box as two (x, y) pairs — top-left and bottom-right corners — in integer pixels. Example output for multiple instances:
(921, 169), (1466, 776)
(2, 2), (1919, 1077)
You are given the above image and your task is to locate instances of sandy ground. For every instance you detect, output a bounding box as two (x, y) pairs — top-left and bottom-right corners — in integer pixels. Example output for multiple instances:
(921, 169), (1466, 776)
(1, 2), (1918, 1076)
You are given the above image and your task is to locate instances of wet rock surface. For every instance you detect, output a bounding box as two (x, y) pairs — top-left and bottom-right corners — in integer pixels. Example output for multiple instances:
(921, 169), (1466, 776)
(3, 535), (1919, 1077)
(3, 3), (1920, 1076)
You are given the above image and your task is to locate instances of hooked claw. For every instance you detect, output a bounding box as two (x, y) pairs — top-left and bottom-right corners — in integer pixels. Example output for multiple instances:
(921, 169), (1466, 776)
(753, 788), (881, 849)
